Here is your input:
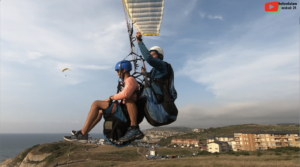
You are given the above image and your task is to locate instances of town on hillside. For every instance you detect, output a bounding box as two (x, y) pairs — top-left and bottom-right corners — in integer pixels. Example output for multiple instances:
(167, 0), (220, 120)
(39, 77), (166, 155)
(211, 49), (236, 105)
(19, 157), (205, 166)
(172, 130), (299, 153)
(87, 125), (300, 155)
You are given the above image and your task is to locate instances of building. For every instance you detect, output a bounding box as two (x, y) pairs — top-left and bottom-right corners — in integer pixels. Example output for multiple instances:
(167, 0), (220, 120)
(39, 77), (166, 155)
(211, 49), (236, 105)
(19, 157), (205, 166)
(98, 139), (106, 145)
(207, 141), (229, 153)
(200, 145), (207, 151)
(207, 136), (234, 144)
(171, 139), (199, 147)
(192, 128), (205, 133)
(150, 150), (156, 156)
(147, 139), (160, 144)
(234, 131), (300, 151)
(207, 136), (215, 143)
(143, 136), (150, 141)
(227, 141), (237, 151)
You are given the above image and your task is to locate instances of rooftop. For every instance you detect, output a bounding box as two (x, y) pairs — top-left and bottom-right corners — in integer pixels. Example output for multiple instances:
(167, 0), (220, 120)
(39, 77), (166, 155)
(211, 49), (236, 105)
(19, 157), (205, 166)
(235, 131), (299, 134)
(207, 136), (215, 139)
(208, 141), (228, 145)
(207, 135), (234, 139)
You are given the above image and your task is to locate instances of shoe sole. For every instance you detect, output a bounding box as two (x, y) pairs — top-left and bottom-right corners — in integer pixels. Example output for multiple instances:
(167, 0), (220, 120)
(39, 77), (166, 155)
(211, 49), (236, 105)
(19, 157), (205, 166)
(77, 139), (88, 144)
(135, 134), (145, 140)
(63, 136), (77, 142)
(119, 134), (144, 142)
(63, 136), (88, 144)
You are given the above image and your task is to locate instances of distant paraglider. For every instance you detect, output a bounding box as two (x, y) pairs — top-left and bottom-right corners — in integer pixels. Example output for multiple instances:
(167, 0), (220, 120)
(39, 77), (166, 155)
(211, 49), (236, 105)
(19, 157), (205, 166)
(62, 68), (71, 77)
(62, 68), (71, 72)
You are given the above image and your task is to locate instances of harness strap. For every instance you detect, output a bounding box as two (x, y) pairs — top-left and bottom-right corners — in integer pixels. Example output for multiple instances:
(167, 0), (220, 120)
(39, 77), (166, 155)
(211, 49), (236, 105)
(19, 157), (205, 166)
(111, 102), (117, 114)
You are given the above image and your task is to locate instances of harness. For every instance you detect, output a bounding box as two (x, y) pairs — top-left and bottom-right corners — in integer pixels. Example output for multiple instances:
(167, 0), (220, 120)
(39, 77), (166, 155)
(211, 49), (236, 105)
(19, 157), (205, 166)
(144, 63), (177, 104)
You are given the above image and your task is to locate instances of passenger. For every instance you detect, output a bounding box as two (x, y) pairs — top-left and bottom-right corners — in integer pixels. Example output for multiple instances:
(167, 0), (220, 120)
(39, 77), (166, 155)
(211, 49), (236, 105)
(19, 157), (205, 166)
(63, 60), (144, 143)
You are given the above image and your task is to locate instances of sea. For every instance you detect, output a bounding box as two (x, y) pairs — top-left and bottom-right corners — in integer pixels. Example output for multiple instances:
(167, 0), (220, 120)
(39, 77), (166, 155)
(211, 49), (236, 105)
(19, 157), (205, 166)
(0, 133), (104, 163)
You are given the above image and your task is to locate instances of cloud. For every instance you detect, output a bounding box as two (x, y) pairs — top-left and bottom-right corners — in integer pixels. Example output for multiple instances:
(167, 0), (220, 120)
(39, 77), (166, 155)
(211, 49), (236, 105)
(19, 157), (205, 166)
(199, 12), (206, 18)
(208, 15), (223, 20)
(1, 0), (128, 65)
(199, 12), (223, 20)
(183, 0), (197, 16)
(208, 41), (218, 44)
(27, 51), (44, 59)
(172, 98), (299, 128)
(1, 0), (129, 88)
(55, 62), (111, 71)
(77, 65), (111, 70)
(178, 12), (299, 103)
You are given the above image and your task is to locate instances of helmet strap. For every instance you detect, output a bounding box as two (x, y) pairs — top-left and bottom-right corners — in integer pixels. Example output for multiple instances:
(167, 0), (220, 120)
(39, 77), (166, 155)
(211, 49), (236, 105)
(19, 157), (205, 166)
(120, 69), (130, 82)
(158, 53), (163, 60)
(119, 63), (124, 81)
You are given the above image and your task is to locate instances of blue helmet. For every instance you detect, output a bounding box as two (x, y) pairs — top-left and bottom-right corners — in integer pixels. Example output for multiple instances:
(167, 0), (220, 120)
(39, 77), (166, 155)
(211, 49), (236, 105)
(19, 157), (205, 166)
(115, 60), (132, 72)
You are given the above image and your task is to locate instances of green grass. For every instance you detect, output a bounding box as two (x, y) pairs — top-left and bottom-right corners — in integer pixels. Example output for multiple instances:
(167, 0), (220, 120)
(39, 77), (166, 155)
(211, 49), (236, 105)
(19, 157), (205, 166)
(156, 147), (194, 156)
(41, 142), (85, 165)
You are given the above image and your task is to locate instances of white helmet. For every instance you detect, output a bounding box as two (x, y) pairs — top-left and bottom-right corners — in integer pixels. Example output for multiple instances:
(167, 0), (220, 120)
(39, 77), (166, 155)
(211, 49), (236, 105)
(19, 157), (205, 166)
(150, 46), (164, 60)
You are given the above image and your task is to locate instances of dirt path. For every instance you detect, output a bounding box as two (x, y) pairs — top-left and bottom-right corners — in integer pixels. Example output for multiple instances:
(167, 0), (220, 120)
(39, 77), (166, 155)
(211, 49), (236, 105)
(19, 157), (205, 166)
(137, 147), (146, 158)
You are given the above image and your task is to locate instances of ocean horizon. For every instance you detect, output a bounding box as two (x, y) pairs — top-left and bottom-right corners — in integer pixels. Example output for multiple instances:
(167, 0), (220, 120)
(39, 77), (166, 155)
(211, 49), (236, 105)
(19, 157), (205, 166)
(0, 133), (104, 163)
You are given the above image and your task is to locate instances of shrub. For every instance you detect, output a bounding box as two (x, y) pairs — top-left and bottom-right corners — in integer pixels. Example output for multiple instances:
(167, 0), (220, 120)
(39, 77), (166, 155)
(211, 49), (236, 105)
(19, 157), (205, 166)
(270, 146), (300, 153)
(198, 151), (211, 155)
(39, 143), (63, 153)
(257, 152), (263, 157)
(239, 151), (250, 156)
(226, 151), (235, 155)
(275, 152), (281, 156)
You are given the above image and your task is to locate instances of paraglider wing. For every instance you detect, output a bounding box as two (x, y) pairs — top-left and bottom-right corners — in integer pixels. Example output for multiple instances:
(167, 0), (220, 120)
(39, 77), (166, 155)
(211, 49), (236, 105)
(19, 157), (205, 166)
(62, 68), (71, 72)
(123, 0), (165, 36)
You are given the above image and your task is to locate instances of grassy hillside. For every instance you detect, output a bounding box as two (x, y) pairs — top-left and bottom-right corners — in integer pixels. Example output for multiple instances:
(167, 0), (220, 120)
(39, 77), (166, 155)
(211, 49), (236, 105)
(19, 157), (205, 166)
(2, 124), (299, 167)
(158, 124), (300, 146)
(8, 144), (299, 167)
(4, 142), (147, 167)
(6, 144), (40, 167)
(143, 126), (192, 133)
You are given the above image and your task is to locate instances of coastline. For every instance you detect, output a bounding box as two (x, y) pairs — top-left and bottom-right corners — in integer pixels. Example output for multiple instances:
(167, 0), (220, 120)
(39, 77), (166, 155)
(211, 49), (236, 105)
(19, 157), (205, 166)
(0, 158), (13, 167)
(0, 133), (104, 164)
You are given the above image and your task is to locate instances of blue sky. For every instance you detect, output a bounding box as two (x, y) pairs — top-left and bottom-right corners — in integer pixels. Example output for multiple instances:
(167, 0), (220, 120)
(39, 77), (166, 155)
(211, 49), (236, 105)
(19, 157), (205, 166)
(1, 0), (299, 133)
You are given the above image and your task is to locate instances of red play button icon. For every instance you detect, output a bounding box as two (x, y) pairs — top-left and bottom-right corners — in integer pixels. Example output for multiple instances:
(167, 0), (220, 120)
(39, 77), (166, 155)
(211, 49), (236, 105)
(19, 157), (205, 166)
(265, 1), (279, 12)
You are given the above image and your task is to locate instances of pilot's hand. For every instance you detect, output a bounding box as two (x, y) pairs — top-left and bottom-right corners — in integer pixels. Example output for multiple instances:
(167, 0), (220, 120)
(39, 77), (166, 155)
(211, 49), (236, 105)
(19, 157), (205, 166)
(136, 32), (142, 42)
(141, 67), (145, 73)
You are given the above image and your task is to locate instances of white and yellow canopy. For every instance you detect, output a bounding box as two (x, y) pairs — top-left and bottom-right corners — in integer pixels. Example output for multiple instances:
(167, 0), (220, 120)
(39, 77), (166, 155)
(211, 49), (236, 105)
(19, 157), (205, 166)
(122, 0), (165, 36)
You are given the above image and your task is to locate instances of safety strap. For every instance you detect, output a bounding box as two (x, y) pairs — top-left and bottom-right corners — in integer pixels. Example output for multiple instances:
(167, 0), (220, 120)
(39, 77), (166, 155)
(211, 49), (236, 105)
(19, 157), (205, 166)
(111, 102), (117, 114)
(142, 67), (164, 102)
(149, 62), (169, 85)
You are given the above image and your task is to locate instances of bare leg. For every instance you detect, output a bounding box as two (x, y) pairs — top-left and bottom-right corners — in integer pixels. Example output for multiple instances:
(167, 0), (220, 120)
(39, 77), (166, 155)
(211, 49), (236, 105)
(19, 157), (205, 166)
(125, 93), (138, 126)
(87, 110), (103, 133)
(82, 101), (109, 135)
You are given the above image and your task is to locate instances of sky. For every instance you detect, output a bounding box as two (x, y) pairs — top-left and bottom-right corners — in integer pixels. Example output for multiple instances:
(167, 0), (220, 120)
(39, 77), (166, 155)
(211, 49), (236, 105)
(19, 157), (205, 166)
(0, 0), (299, 133)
